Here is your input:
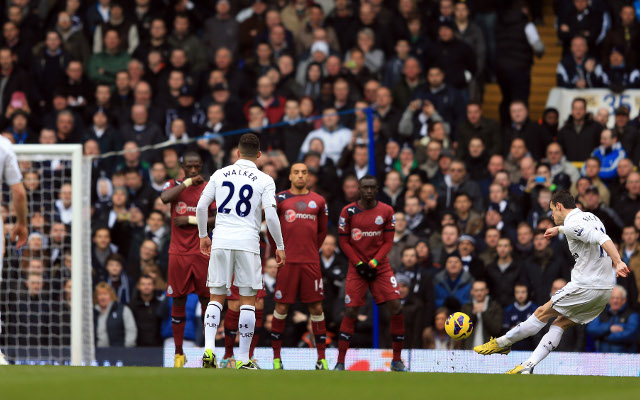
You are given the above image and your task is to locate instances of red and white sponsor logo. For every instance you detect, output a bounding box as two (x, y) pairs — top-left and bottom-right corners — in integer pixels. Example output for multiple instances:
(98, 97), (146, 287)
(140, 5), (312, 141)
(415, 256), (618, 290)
(351, 228), (381, 241)
(285, 209), (297, 222)
(284, 209), (317, 222)
(175, 202), (197, 214)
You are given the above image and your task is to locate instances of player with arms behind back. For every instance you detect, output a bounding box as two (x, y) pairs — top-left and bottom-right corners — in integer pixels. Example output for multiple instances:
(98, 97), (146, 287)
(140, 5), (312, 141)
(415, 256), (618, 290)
(160, 151), (216, 368)
(475, 190), (630, 374)
(270, 163), (329, 370)
(197, 133), (285, 370)
(0, 137), (28, 365)
(335, 175), (407, 372)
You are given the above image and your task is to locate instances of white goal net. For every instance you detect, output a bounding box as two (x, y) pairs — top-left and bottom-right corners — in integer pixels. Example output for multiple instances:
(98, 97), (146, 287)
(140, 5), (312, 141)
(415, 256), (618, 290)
(0, 144), (94, 365)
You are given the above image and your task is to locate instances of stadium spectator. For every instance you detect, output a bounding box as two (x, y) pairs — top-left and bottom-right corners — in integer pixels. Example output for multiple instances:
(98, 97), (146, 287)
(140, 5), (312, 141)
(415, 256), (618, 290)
(391, 57), (423, 111)
(457, 235), (484, 281)
(461, 280), (502, 350)
(587, 285), (639, 353)
(93, 282), (138, 348)
(617, 172), (640, 226)
(433, 254), (474, 310)
(557, 0), (606, 53)
(570, 157), (611, 206)
(502, 283), (537, 351)
(597, 47), (640, 92)
(87, 29), (130, 86)
(129, 274), (163, 347)
(556, 36), (601, 89)
(388, 212), (419, 269)
(167, 13), (208, 74)
(503, 101), (551, 161)
(319, 234), (347, 332)
(422, 307), (462, 349)
(457, 102), (501, 158)
(121, 105), (165, 164)
(591, 129), (626, 181)
(612, 106), (640, 165)
(299, 107), (352, 164)
(105, 253), (132, 305)
(557, 98), (603, 162)
(437, 159), (483, 212)
(485, 237), (520, 308)
(495, 2), (544, 123)
(478, 227), (499, 267)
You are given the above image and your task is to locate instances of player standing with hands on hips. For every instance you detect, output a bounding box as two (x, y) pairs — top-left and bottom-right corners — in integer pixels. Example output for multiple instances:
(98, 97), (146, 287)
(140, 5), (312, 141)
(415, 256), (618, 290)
(270, 163), (329, 370)
(335, 175), (407, 372)
(196, 134), (285, 370)
(475, 190), (630, 374)
(0, 137), (28, 365)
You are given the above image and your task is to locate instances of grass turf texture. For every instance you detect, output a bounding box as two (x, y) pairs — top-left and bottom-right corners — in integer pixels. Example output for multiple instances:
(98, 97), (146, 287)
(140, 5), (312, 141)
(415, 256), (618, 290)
(2, 366), (638, 400)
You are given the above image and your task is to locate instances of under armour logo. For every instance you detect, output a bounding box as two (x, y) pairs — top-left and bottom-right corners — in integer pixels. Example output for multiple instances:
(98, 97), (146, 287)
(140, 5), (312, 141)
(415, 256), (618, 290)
(240, 323), (249, 329)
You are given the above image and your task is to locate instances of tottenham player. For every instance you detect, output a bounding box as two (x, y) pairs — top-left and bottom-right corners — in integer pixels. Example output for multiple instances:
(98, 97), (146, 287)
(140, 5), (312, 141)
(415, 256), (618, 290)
(197, 134), (285, 370)
(475, 190), (630, 374)
(0, 137), (28, 365)
(271, 163), (328, 370)
(335, 175), (407, 372)
(160, 151), (216, 367)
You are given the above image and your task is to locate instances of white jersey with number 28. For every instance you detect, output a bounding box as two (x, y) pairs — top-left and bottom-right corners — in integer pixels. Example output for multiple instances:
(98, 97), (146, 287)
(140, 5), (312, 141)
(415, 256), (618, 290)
(198, 159), (277, 254)
(562, 208), (615, 289)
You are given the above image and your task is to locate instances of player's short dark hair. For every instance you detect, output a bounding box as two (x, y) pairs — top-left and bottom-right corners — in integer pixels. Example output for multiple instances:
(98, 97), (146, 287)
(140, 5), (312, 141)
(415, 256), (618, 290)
(551, 189), (576, 210)
(358, 174), (377, 185)
(181, 150), (201, 164)
(238, 133), (260, 157)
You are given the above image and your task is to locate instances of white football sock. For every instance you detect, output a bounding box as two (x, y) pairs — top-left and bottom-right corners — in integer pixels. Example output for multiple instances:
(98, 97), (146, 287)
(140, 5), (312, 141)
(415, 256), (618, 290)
(204, 301), (222, 350)
(498, 314), (546, 347)
(523, 325), (564, 368)
(238, 305), (256, 363)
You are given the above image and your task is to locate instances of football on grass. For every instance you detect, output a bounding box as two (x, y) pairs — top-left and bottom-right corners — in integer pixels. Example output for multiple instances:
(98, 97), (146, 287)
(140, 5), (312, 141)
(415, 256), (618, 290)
(445, 312), (473, 340)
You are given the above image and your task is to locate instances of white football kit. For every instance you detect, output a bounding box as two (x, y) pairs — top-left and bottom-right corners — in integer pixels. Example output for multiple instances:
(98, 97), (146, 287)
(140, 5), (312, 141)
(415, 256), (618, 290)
(551, 209), (615, 324)
(196, 159), (284, 295)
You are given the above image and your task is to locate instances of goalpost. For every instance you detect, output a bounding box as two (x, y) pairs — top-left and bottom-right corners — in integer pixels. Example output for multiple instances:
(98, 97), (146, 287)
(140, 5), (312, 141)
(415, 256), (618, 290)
(0, 144), (93, 365)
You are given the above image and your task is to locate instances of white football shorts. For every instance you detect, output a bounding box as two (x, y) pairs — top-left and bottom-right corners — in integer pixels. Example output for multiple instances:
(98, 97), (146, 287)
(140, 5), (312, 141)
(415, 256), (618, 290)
(551, 281), (612, 325)
(207, 249), (262, 295)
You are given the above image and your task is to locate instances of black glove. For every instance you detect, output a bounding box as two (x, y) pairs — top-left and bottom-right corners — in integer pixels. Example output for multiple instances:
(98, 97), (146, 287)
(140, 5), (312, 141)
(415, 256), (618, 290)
(355, 261), (376, 281)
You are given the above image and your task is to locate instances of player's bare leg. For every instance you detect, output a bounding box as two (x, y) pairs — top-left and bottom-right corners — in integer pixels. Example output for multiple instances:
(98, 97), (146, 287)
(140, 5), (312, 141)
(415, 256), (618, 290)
(507, 315), (575, 374)
(271, 302), (289, 369)
(236, 293), (259, 369)
(249, 298), (264, 364)
(172, 296), (188, 367)
(203, 292), (226, 368)
(308, 301), (328, 370)
(385, 299), (407, 372)
(335, 306), (359, 370)
(475, 299), (560, 355)
(221, 299), (240, 368)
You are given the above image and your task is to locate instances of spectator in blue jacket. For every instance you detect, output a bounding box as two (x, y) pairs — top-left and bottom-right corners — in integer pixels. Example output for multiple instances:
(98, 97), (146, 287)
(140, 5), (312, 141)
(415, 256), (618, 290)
(502, 283), (537, 350)
(433, 254), (474, 311)
(587, 285), (639, 353)
(591, 129), (627, 181)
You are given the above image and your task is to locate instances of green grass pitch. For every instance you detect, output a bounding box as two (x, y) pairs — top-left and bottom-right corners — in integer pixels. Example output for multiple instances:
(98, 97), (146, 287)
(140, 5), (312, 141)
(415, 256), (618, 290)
(2, 366), (639, 400)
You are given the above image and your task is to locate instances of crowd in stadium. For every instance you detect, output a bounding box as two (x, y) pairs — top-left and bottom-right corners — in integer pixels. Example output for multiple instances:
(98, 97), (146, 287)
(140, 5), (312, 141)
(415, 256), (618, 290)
(1, 0), (640, 356)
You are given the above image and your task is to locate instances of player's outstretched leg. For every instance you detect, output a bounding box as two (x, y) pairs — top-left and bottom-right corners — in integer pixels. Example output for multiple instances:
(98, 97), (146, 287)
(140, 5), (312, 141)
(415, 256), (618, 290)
(335, 307), (358, 371)
(221, 307), (239, 368)
(203, 300), (223, 368)
(270, 309), (287, 369)
(309, 302), (328, 370)
(508, 320), (570, 374)
(172, 297), (187, 367)
(387, 300), (407, 372)
(475, 303), (554, 355)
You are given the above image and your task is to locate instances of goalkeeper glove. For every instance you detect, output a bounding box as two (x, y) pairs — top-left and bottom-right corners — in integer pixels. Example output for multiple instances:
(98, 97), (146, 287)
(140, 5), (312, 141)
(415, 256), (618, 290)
(355, 261), (376, 281)
(368, 259), (378, 268)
